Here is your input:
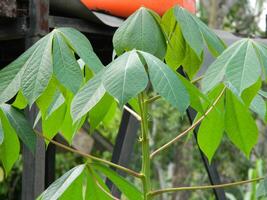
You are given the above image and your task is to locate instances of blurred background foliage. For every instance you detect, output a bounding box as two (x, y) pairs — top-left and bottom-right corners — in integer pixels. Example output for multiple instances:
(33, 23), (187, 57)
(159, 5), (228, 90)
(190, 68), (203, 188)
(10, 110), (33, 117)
(1, 0), (267, 200)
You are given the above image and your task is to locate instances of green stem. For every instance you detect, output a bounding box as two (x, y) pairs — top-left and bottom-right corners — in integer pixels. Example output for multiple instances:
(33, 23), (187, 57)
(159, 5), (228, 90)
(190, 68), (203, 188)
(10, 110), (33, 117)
(138, 92), (151, 200)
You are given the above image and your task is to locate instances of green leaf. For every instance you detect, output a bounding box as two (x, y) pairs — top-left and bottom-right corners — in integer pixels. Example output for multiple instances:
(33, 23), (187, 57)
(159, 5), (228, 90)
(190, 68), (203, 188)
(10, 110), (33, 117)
(202, 39), (261, 95)
(173, 5), (225, 57)
(178, 74), (205, 113)
(0, 119), (3, 145)
(252, 42), (267, 77)
(12, 90), (28, 109)
(89, 94), (115, 132)
(92, 163), (143, 200)
(241, 78), (261, 106)
(42, 99), (66, 143)
(162, 8), (185, 70)
(38, 165), (85, 200)
(46, 92), (65, 119)
(0, 109), (20, 175)
(197, 87), (225, 162)
(61, 97), (86, 144)
(59, 170), (84, 200)
(113, 7), (166, 59)
(103, 51), (148, 107)
(21, 33), (53, 105)
(140, 51), (190, 113)
(56, 28), (103, 73)
(0, 104), (36, 153)
(86, 167), (113, 200)
(53, 32), (83, 93)
(250, 94), (266, 121)
(71, 72), (105, 122)
(225, 89), (258, 157)
(173, 6), (204, 57)
(257, 177), (267, 198)
(0, 38), (41, 104)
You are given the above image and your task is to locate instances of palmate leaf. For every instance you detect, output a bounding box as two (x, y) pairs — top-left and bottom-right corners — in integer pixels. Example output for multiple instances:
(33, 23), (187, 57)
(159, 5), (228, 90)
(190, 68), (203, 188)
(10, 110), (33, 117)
(113, 7), (166, 59)
(71, 72), (106, 123)
(92, 163), (143, 200)
(38, 165), (85, 200)
(250, 94), (266, 121)
(173, 5), (225, 58)
(202, 39), (262, 95)
(0, 104), (36, 153)
(0, 110), (20, 175)
(53, 31), (83, 93)
(139, 51), (190, 113)
(225, 89), (258, 157)
(103, 51), (148, 107)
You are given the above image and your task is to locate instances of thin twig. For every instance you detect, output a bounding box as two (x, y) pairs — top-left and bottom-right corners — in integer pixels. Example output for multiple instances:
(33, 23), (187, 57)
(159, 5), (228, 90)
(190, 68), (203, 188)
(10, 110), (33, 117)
(191, 75), (204, 84)
(148, 177), (264, 197)
(123, 105), (141, 121)
(34, 130), (143, 179)
(150, 86), (226, 159)
(145, 95), (161, 104)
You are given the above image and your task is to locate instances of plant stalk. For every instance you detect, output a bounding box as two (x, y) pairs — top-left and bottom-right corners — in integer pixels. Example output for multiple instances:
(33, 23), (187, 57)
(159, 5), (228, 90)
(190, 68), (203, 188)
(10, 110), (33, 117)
(138, 92), (151, 200)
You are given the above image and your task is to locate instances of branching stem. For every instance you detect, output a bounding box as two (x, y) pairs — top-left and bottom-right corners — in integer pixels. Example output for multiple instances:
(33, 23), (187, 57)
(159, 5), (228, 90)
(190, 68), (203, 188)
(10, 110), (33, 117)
(150, 86), (226, 158)
(35, 131), (143, 179)
(148, 177), (264, 198)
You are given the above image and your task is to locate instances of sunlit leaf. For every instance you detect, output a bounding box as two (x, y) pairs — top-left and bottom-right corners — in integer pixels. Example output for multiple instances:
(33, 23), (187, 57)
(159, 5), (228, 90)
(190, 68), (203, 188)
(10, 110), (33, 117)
(0, 109), (20, 175)
(38, 165), (85, 200)
(225, 89), (258, 157)
(92, 163), (143, 200)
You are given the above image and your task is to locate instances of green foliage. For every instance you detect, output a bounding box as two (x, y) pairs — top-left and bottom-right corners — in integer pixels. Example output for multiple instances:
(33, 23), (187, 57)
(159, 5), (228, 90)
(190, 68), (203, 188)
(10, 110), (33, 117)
(257, 178), (267, 198)
(103, 51), (149, 108)
(0, 4), (266, 199)
(113, 7), (166, 59)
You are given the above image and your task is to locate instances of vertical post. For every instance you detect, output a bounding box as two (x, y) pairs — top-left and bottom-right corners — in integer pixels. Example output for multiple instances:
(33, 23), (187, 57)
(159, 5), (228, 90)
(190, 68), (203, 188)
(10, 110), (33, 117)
(106, 108), (140, 197)
(21, 0), (49, 199)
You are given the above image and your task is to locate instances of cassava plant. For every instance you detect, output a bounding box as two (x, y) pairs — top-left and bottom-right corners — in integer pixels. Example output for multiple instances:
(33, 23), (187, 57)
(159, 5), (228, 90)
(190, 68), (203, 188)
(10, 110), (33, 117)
(1, 5), (267, 200)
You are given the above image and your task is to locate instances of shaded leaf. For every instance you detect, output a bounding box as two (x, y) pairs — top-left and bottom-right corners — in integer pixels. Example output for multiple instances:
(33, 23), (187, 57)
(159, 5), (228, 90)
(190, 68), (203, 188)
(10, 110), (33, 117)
(21, 33), (53, 105)
(57, 28), (103, 73)
(140, 51), (189, 113)
(0, 104), (36, 153)
(113, 7), (166, 59)
(257, 177), (267, 198)
(103, 51), (148, 107)
(71, 72), (105, 122)
(53, 32), (83, 93)
(250, 94), (266, 121)
(203, 39), (261, 95)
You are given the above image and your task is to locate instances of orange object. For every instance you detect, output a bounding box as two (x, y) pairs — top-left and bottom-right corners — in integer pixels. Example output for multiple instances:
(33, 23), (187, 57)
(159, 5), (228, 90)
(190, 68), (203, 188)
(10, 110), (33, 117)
(81, 0), (196, 18)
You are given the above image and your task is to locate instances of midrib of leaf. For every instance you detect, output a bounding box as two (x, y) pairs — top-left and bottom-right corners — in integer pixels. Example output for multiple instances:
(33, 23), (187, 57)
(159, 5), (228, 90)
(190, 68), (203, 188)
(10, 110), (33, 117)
(121, 54), (132, 103)
(238, 41), (250, 94)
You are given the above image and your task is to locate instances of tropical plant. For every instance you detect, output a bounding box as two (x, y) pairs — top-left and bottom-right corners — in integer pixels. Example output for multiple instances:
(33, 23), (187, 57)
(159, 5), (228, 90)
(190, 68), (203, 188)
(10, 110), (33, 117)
(1, 4), (267, 200)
